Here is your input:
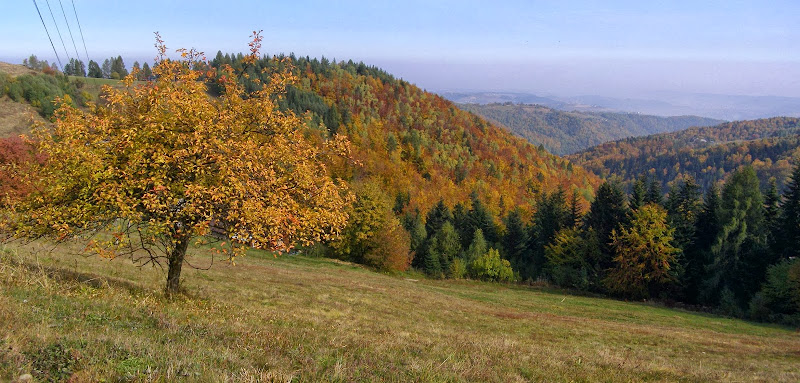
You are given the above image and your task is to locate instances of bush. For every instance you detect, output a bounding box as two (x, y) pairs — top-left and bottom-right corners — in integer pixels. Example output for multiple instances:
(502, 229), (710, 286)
(448, 258), (467, 279)
(469, 248), (514, 282)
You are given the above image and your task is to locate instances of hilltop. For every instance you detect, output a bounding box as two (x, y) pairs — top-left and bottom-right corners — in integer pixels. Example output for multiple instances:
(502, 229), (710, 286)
(458, 102), (721, 155)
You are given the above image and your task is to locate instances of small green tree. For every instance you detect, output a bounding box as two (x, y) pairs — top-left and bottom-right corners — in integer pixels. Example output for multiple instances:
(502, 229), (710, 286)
(544, 228), (596, 290)
(465, 228), (487, 263)
(469, 248), (514, 282)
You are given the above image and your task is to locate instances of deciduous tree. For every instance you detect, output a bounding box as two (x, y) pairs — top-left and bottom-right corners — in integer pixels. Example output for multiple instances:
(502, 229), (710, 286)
(605, 204), (678, 300)
(6, 32), (352, 295)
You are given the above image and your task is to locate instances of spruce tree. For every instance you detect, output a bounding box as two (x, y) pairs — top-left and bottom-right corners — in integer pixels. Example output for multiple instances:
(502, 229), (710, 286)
(467, 194), (498, 245)
(433, 222), (462, 275)
(502, 208), (529, 271)
(645, 177), (663, 206)
(528, 189), (569, 279)
(87, 60), (102, 78)
(630, 177), (646, 211)
(567, 190), (584, 229)
(466, 229), (488, 264)
(778, 164), (800, 260)
(706, 166), (767, 307)
(764, 177), (781, 259)
(585, 181), (630, 271)
(425, 199), (452, 238)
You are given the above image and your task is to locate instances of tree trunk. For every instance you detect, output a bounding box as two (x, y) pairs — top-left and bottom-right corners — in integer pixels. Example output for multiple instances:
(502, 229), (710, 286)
(165, 234), (190, 297)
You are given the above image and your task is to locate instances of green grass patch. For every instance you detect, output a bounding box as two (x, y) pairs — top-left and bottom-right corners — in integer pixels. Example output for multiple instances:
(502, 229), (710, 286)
(1, 242), (798, 382)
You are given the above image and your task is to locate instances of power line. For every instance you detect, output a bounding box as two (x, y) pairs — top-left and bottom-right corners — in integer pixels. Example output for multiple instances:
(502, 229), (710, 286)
(58, 0), (80, 62)
(44, 0), (71, 65)
(70, 0), (89, 64)
(32, 0), (62, 68)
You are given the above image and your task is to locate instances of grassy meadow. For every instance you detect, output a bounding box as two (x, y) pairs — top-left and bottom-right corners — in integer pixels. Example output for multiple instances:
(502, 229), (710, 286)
(1, 241), (798, 382)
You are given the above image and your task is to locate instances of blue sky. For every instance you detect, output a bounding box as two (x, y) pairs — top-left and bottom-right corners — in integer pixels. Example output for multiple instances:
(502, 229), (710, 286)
(3, 0), (799, 97)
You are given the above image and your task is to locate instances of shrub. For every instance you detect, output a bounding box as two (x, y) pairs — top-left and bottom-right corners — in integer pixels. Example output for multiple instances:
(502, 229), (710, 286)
(469, 248), (514, 282)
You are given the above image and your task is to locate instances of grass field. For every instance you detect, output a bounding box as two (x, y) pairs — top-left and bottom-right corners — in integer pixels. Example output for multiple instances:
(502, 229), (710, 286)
(1, 241), (798, 382)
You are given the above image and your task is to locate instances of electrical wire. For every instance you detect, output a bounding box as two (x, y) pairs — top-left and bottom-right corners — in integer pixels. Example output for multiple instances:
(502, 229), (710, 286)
(70, 0), (89, 64)
(32, 0), (63, 68)
(44, 0), (71, 64)
(58, 0), (81, 63)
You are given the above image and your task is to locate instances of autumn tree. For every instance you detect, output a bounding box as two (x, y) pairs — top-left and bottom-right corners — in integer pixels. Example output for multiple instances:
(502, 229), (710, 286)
(331, 181), (411, 271)
(605, 204), (679, 300)
(5, 32), (352, 295)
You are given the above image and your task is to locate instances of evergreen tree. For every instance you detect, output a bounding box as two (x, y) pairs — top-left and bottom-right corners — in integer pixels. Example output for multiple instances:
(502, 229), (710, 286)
(101, 58), (112, 79)
(502, 208), (529, 271)
(528, 189), (569, 279)
(682, 184), (722, 304)
(645, 177), (663, 205)
(630, 177), (646, 211)
(404, 211), (427, 254)
(778, 164), (800, 260)
(132, 61), (142, 80)
(764, 177), (781, 257)
(425, 199), (452, 238)
(666, 177), (702, 250)
(465, 229), (488, 264)
(432, 222), (462, 277)
(63, 58), (86, 77)
(141, 62), (152, 80)
(706, 166), (767, 307)
(585, 181), (630, 271)
(467, 194), (498, 246)
(111, 55), (128, 79)
(665, 177), (702, 300)
(422, 238), (443, 278)
(452, 202), (470, 248)
(87, 60), (102, 78)
(567, 189), (583, 229)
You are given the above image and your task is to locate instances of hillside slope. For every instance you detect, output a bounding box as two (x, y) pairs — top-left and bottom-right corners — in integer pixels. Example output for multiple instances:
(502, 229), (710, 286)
(570, 117), (800, 191)
(207, 54), (600, 214)
(0, 60), (599, 215)
(2, 242), (798, 382)
(458, 102), (722, 155)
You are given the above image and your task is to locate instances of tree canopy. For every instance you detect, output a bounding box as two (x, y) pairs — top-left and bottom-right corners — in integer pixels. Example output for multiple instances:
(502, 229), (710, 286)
(4, 33), (352, 295)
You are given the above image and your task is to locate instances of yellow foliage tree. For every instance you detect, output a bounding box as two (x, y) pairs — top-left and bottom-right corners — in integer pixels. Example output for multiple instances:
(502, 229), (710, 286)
(6, 32), (352, 295)
(605, 204), (679, 299)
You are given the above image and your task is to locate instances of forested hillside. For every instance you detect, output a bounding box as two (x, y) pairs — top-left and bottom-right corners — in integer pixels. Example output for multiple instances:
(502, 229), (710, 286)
(205, 53), (599, 214)
(458, 102), (721, 155)
(571, 117), (800, 192)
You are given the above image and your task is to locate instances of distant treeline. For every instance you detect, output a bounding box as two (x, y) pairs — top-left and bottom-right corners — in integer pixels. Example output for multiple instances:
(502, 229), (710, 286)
(572, 117), (800, 192)
(459, 102), (722, 155)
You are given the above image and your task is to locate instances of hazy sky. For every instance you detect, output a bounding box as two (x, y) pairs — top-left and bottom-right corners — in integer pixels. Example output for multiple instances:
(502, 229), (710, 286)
(3, 0), (799, 97)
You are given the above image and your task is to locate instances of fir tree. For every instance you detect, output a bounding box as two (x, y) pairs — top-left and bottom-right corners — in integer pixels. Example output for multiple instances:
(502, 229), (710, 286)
(706, 166), (767, 307)
(630, 177), (646, 211)
(425, 199), (452, 238)
(585, 181), (630, 271)
(502, 208), (529, 271)
(778, 164), (800, 260)
(87, 60), (102, 78)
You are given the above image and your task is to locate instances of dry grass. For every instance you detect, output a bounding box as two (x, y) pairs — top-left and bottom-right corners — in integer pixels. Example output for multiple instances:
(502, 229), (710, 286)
(0, 97), (42, 138)
(0, 62), (37, 78)
(1, 241), (798, 382)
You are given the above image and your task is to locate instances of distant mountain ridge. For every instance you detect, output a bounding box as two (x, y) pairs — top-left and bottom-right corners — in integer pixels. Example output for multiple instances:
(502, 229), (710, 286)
(570, 117), (800, 192)
(458, 102), (722, 155)
(442, 91), (800, 121)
